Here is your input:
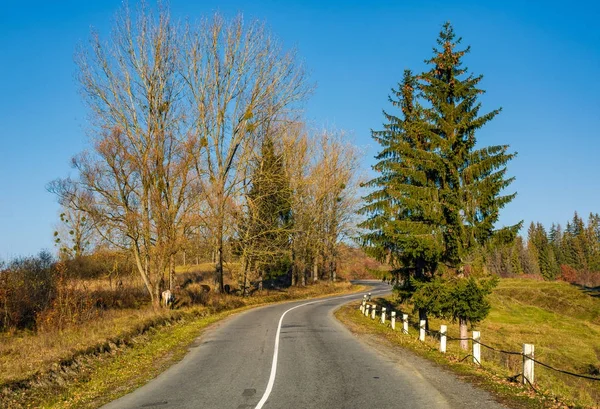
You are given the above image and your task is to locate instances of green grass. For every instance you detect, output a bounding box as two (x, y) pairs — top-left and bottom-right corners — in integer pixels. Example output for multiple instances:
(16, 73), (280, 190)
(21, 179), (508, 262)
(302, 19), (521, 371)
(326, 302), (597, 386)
(338, 279), (600, 409)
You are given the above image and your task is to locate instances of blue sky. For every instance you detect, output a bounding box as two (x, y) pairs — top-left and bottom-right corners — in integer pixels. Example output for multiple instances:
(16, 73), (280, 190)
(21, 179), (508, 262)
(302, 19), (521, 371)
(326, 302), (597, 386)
(0, 0), (599, 259)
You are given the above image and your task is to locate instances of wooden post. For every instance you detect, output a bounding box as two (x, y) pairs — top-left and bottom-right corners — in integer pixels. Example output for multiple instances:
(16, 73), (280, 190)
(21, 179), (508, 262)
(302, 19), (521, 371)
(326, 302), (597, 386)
(391, 311), (396, 330)
(419, 320), (426, 341)
(365, 304), (370, 317)
(440, 325), (447, 353)
(523, 344), (535, 385)
(381, 307), (386, 324)
(472, 331), (481, 365)
(402, 314), (409, 334)
(371, 305), (377, 320)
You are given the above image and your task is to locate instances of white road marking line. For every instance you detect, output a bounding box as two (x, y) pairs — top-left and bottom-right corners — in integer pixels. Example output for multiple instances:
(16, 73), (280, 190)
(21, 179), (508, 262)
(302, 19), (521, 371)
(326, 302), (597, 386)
(254, 288), (388, 409)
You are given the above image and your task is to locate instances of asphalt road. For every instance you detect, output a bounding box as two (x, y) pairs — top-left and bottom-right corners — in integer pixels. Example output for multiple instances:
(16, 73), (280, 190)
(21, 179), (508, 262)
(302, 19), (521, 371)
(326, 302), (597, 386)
(101, 281), (507, 409)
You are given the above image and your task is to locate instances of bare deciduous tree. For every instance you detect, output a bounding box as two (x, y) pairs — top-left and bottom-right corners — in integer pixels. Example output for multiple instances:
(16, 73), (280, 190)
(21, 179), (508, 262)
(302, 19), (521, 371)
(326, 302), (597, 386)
(182, 14), (309, 292)
(50, 4), (198, 306)
(282, 126), (361, 285)
(54, 205), (98, 259)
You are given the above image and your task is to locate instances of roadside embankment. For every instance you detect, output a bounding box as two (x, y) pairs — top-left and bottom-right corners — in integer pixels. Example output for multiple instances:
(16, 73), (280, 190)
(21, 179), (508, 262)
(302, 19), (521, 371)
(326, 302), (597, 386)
(1, 281), (363, 409)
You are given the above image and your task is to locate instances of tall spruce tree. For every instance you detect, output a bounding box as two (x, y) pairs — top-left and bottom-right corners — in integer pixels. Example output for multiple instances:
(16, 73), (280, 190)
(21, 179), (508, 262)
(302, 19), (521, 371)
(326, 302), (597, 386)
(360, 23), (520, 347)
(359, 70), (444, 322)
(419, 22), (519, 266)
(419, 23), (520, 346)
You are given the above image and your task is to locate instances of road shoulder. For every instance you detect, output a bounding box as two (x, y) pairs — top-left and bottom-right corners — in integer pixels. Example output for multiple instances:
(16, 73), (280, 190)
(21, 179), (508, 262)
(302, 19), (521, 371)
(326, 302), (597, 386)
(335, 303), (548, 409)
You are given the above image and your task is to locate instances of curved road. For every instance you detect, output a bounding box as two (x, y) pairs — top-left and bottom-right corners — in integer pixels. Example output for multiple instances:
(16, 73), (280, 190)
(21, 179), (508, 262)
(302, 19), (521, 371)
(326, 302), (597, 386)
(102, 281), (506, 409)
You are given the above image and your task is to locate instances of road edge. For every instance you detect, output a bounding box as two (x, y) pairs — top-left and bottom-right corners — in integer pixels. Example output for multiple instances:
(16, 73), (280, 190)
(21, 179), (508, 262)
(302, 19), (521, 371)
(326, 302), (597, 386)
(4, 283), (368, 409)
(334, 301), (555, 409)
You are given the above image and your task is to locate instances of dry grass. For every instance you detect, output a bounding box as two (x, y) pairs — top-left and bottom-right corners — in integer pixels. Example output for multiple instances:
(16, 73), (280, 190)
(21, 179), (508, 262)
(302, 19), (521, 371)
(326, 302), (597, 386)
(0, 279), (357, 407)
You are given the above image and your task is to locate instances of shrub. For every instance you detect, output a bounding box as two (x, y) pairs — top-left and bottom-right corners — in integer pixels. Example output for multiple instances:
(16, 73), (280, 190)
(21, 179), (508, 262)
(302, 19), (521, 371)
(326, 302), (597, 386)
(0, 251), (56, 330)
(559, 264), (578, 283)
(35, 262), (99, 332)
(63, 250), (136, 280)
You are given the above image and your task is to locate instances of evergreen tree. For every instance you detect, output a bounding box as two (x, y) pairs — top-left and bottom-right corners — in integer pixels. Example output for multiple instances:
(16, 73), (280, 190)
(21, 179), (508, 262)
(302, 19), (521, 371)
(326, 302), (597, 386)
(359, 70), (443, 316)
(360, 23), (519, 342)
(419, 23), (520, 268)
(418, 23), (519, 344)
(528, 222), (558, 280)
(549, 223), (564, 265)
(510, 237), (524, 275)
(587, 213), (600, 272)
(240, 135), (293, 292)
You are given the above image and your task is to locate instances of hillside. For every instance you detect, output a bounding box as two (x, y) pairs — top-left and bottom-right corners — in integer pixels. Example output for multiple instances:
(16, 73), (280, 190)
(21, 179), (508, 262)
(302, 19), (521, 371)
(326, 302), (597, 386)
(479, 280), (600, 406)
(343, 279), (600, 408)
(423, 279), (600, 407)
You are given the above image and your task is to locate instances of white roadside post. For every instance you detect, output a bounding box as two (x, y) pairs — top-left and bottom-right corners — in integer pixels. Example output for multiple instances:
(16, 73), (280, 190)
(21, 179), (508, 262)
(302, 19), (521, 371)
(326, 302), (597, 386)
(440, 325), (447, 353)
(472, 331), (481, 365)
(419, 320), (426, 342)
(523, 344), (535, 385)
(381, 307), (386, 324)
(365, 304), (370, 317)
(371, 305), (377, 320)
(391, 311), (396, 330)
(402, 314), (409, 334)
(367, 292), (371, 301)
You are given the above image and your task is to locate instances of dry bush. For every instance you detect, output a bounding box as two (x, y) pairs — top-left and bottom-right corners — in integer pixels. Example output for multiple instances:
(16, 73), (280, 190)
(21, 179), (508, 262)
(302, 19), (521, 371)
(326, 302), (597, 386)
(35, 263), (99, 332)
(559, 265), (600, 288)
(577, 270), (600, 287)
(0, 252), (56, 331)
(560, 264), (579, 283)
(337, 244), (389, 280)
(63, 250), (136, 280)
(88, 286), (148, 310)
(177, 283), (210, 307)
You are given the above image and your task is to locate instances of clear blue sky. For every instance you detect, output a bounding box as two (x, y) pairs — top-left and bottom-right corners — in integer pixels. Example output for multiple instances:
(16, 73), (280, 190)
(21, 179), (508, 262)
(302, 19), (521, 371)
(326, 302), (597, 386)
(1, 0), (599, 259)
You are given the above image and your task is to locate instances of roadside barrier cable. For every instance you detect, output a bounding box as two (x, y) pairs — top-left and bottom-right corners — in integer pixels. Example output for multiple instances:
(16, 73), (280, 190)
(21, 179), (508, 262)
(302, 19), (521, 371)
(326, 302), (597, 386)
(446, 335), (473, 341)
(507, 372), (523, 383)
(530, 357), (600, 381)
(459, 354), (473, 363)
(523, 375), (539, 393)
(363, 300), (600, 383)
(477, 341), (526, 356)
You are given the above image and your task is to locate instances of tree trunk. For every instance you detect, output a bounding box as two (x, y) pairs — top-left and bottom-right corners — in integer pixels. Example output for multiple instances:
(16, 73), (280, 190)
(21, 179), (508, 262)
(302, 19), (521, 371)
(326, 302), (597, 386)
(240, 257), (248, 297)
(169, 254), (175, 291)
(313, 257), (318, 282)
(153, 281), (161, 309)
(132, 244), (156, 306)
(301, 268), (306, 286)
(330, 259), (336, 282)
(258, 270), (263, 291)
(459, 317), (468, 351)
(214, 228), (224, 293)
(418, 308), (429, 331)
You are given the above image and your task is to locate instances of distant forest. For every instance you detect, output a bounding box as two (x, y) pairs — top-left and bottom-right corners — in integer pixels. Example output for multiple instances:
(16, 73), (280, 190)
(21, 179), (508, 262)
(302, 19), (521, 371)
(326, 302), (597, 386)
(485, 212), (600, 286)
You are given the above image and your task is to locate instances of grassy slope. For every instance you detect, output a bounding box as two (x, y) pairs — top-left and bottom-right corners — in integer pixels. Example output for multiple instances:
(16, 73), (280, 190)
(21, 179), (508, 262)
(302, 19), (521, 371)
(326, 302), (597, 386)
(0, 281), (362, 409)
(476, 280), (600, 407)
(338, 279), (600, 409)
